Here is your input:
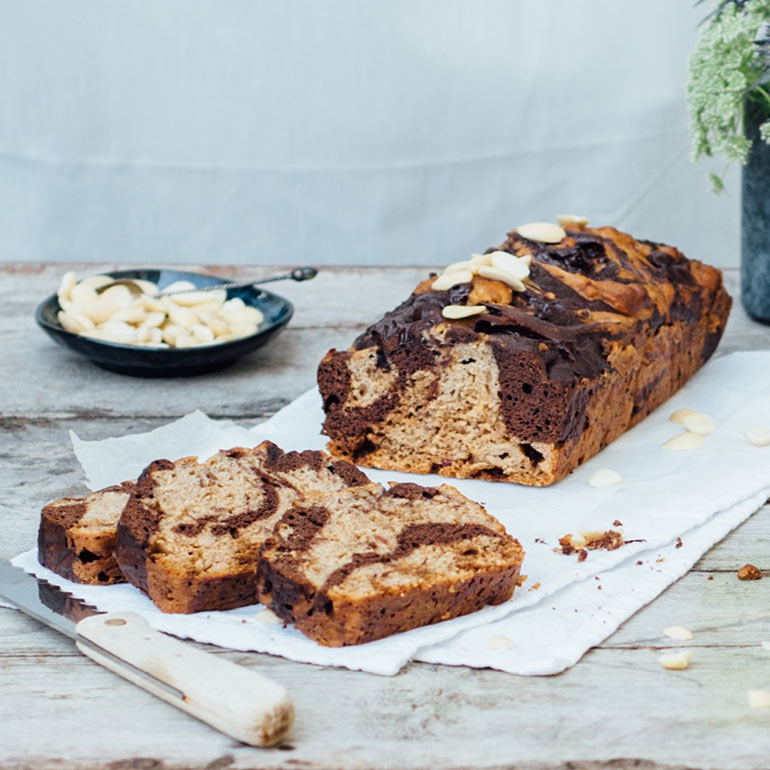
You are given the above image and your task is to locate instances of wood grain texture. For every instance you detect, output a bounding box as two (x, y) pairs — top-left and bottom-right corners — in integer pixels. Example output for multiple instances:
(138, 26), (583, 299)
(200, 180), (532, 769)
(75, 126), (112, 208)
(2, 263), (770, 770)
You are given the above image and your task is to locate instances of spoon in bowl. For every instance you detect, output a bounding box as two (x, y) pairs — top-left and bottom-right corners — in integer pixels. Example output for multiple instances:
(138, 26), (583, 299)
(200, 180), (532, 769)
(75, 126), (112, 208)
(97, 266), (318, 298)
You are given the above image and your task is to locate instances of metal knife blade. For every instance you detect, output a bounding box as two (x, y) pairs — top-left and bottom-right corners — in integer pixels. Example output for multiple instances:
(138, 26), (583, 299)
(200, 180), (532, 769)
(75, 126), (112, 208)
(0, 558), (101, 638)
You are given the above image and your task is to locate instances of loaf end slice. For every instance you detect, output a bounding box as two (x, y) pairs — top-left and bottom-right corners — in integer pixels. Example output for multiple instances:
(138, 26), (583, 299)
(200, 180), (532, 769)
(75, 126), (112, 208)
(257, 482), (524, 646)
(38, 481), (135, 584)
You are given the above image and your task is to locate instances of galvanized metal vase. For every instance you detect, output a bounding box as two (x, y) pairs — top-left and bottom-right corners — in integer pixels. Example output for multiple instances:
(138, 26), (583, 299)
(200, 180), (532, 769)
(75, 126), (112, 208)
(741, 98), (770, 323)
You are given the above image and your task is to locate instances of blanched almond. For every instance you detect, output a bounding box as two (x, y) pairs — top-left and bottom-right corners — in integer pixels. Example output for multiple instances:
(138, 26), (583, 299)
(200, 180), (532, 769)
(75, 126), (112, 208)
(228, 322), (259, 339)
(669, 408), (700, 426)
(681, 412), (715, 436)
(57, 310), (95, 334)
(659, 651), (692, 670)
(745, 428), (770, 447)
(487, 635), (514, 649)
(664, 626), (694, 641)
(441, 304), (487, 320)
(191, 323), (215, 344)
(476, 265), (526, 292)
(162, 280), (197, 294)
(170, 289), (227, 307)
(97, 320), (137, 344)
(748, 690), (770, 709)
(431, 270), (474, 291)
(588, 468), (623, 488)
(111, 306), (148, 325)
(490, 251), (530, 280)
(469, 252), (493, 266)
(442, 260), (477, 274)
(57, 271), (77, 301)
(516, 222), (566, 244)
(78, 275), (114, 292)
(139, 311), (167, 329)
(663, 431), (704, 451)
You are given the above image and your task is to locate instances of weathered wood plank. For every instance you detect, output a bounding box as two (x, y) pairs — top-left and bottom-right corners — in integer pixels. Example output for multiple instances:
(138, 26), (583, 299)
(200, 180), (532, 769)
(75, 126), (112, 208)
(2, 606), (769, 770)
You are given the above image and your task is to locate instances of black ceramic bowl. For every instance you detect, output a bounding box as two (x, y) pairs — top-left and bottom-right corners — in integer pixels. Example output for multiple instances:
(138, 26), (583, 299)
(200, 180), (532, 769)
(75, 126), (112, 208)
(35, 268), (294, 377)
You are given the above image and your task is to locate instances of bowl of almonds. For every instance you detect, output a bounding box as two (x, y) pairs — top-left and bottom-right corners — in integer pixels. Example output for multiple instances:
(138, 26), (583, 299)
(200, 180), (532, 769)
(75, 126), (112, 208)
(35, 268), (294, 377)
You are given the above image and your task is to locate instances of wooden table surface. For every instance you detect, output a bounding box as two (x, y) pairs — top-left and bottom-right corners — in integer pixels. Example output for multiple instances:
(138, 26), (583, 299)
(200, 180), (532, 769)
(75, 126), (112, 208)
(2, 262), (770, 770)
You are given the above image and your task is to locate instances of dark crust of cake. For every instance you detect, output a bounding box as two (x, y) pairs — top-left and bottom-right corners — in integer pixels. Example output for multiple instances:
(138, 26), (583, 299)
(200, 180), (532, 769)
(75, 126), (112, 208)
(38, 481), (134, 584)
(318, 225), (732, 478)
(257, 493), (523, 646)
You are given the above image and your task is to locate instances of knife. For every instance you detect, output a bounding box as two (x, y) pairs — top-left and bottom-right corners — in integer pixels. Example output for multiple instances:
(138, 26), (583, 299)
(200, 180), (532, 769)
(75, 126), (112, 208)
(0, 559), (294, 746)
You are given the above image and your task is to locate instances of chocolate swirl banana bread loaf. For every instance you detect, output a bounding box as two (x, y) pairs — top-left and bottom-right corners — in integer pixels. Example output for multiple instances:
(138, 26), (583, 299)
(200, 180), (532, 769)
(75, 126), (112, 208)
(318, 220), (731, 486)
(38, 482), (135, 584)
(257, 482), (524, 646)
(115, 441), (369, 613)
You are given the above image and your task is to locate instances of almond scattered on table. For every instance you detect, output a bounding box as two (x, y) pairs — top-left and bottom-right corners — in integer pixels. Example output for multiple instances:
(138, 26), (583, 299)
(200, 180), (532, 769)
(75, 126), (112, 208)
(664, 626), (694, 641)
(747, 689), (770, 709)
(659, 650), (692, 670)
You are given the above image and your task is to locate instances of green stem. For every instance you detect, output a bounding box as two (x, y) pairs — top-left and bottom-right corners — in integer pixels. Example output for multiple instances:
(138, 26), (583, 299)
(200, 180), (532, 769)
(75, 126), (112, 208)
(751, 84), (770, 112)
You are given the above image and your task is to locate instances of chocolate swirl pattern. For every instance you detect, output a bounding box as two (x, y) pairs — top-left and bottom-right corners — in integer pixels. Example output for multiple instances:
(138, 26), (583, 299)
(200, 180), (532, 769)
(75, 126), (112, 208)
(318, 224), (731, 486)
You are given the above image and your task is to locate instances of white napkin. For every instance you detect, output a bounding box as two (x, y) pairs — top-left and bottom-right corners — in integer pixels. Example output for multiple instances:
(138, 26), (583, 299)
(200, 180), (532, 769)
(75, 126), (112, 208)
(13, 351), (770, 675)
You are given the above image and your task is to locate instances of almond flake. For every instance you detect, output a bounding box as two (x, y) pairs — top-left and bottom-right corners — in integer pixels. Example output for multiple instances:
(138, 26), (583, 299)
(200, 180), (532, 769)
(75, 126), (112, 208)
(431, 270), (474, 291)
(441, 304), (487, 320)
(669, 408), (699, 426)
(556, 214), (589, 228)
(745, 428), (770, 447)
(516, 221), (566, 244)
(588, 468), (623, 488)
(659, 650), (692, 670)
(748, 689), (770, 709)
(489, 251), (530, 280)
(476, 265), (526, 292)
(663, 431), (704, 451)
(664, 626), (694, 641)
(681, 412), (715, 436)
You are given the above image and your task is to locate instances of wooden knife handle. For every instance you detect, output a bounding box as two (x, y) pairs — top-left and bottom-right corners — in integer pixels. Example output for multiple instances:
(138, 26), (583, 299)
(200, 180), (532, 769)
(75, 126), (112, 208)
(74, 612), (294, 747)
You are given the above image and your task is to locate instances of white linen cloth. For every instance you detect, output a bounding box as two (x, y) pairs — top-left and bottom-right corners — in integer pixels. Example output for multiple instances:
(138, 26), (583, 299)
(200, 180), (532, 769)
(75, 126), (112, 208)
(13, 351), (770, 675)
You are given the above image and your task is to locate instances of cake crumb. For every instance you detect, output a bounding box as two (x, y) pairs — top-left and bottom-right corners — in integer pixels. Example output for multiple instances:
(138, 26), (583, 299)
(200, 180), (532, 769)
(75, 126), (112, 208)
(708, 575), (714, 580)
(636, 560), (643, 565)
(559, 529), (625, 557)
(613, 519), (623, 527)
(528, 582), (541, 591)
(577, 549), (588, 562)
(516, 574), (528, 587)
(676, 537), (683, 549)
(738, 564), (763, 581)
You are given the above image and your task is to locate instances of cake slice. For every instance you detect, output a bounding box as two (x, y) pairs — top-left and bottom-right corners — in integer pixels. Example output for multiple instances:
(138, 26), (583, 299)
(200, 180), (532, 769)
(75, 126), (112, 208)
(38, 482), (135, 584)
(114, 441), (370, 613)
(318, 221), (731, 486)
(257, 481), (524, 646)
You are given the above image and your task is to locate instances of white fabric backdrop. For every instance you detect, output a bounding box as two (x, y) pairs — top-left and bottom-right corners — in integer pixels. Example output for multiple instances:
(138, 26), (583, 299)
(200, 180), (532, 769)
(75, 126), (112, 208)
(0, 0), (739, 267)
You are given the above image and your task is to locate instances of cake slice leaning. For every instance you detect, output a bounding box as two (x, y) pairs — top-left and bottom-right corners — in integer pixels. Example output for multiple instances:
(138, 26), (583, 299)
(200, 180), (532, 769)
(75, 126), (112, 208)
(257, 481), (524, 646)
(38, 481), (135, 584)
(114, 441), (370, 613)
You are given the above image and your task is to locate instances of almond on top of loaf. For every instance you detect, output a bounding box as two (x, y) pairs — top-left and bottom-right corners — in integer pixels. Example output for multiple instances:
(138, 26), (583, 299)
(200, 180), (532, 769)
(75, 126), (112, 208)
(318, 221), (731, 486)
(258, 481), (524, 646)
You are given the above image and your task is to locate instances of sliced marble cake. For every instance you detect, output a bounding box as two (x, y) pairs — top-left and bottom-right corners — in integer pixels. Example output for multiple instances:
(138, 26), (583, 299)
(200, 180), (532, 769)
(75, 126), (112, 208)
(38, 481), (135, 584)
(257, 482), (524, 646)
(114, 441), (370, 613)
